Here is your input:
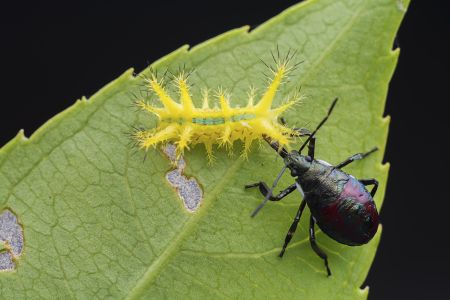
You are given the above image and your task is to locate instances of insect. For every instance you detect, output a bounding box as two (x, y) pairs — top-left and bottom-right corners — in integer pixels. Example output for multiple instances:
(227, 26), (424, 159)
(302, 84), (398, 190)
(245, 98), (379, 276)
(132, 51), (302, 163)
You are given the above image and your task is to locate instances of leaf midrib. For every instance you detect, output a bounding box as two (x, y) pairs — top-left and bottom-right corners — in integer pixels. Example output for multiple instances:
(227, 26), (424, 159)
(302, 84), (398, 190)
(125, 157), (246, 299)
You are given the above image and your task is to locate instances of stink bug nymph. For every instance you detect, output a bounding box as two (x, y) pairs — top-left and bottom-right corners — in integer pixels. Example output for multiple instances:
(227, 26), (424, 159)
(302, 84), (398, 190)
(245, 98), (379, 276)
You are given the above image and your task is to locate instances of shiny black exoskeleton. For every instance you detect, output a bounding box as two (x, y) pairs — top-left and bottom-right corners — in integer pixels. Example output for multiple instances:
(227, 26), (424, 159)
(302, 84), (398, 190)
(245, 98), (379, 276)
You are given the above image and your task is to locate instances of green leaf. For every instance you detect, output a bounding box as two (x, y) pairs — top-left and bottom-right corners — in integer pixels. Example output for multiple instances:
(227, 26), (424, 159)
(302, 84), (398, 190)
(0, 0), (408, 298)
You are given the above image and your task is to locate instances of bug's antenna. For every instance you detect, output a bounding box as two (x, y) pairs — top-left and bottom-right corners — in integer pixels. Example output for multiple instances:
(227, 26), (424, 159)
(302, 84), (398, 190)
(251, 165), (287, 217)
(299, 98), (338, 153)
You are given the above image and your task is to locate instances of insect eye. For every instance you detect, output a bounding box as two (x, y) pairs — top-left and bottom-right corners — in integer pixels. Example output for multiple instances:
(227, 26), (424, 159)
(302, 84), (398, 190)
(305, 155), (313, 162)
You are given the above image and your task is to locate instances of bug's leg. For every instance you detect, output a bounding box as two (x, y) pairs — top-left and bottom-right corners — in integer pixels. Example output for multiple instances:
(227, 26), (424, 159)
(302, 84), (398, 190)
(298, 98), (338, 153)
(279, 118), (316, 158)
(334, 147), (378, 169)
(359, 178), (379, 197)
(307, 136), (316, 160)
(292, 128), (311, 140)
(281, 118), (315, 156)
(245, 182), (296, 201)
(247, 165), (289, 217)
(309, 215), (332, 277)
(279, 199), (307, 257)
(279, 118), (311, 138)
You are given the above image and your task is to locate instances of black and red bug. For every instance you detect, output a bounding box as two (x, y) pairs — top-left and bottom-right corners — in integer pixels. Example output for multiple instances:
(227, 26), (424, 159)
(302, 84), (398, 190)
(245, 98), (379, 276)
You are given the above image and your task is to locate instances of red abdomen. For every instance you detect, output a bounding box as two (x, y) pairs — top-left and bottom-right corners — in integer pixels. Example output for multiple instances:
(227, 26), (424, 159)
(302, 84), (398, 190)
(311, 177), (379, 246)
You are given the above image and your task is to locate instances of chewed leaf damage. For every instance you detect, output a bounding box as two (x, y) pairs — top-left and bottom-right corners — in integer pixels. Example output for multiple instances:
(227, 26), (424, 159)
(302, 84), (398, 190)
(0, 210), (24, 272)
(132, 51), (302, 163)
(163, 144), (203, 212)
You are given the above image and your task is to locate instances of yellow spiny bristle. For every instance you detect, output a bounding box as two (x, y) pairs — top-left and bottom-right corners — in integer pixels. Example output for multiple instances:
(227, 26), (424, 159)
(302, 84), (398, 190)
(256, 64), (286, 111)
(176, 125), (193, 154)
(136, 100), (164, 116)
(175, 73), (195, 112)
(147, 76), (181, 113)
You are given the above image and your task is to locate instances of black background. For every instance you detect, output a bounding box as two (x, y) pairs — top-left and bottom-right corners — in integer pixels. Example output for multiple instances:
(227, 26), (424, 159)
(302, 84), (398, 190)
(1, 1), (449, 299)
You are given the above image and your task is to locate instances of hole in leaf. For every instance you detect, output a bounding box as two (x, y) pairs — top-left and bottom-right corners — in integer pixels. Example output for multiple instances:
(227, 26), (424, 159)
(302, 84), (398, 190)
(0, 209), (24, 271)
(163, 144), (203, 212)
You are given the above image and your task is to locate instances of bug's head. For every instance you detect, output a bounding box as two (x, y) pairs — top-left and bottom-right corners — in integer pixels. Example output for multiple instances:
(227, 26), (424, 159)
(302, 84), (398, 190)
(284, 151), (311, 177)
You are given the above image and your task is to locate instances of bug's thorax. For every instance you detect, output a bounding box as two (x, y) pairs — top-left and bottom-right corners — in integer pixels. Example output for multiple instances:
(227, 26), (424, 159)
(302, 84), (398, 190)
(284, 152), (350, 196)
(284, 151), (337, 180)
(283, 151), (311, 177)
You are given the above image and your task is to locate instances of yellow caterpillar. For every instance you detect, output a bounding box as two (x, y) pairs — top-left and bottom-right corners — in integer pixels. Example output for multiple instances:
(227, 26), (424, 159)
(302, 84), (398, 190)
(133, 55), (301, 163)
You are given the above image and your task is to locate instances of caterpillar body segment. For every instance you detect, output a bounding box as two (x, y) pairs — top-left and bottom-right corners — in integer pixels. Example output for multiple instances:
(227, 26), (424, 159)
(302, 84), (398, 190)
(133, 57), (301, 163)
